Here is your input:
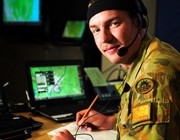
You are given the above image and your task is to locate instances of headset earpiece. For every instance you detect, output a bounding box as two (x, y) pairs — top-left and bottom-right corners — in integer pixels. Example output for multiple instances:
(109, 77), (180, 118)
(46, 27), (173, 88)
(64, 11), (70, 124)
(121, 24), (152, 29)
(134, 0), (147, 28)
(141, 17), (147, 28)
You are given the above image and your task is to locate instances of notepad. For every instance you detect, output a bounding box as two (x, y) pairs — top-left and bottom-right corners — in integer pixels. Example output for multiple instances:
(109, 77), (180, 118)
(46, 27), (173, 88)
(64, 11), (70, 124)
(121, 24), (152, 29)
(48, 122), (117, 140)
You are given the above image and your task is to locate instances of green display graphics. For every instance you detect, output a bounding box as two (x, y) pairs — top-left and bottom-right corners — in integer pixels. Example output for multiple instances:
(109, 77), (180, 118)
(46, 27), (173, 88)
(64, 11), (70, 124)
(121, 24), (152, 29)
(62, 20), (86, 39)
(3, 0), (40, 23)
(30, 65), (85, 101)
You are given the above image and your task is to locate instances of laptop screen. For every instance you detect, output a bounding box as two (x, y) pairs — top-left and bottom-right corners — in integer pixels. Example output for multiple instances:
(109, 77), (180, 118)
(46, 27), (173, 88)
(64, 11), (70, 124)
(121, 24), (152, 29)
(26, 60), (87, 106)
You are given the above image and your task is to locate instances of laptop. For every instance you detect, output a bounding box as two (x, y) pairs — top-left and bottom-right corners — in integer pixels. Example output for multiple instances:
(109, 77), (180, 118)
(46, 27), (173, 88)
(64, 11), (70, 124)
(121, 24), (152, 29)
(25, 60), (90, 122)
(0, 79), (43, 139)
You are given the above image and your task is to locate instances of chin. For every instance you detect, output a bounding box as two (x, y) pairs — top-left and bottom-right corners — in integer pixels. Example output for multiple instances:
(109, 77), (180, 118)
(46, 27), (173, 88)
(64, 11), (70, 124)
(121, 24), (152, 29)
(109, 56), (121, 64)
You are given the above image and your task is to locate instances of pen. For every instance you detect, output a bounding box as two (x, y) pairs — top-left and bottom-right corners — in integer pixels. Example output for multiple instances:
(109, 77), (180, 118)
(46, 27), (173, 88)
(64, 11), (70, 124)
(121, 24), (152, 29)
(82, 95), (99, 120)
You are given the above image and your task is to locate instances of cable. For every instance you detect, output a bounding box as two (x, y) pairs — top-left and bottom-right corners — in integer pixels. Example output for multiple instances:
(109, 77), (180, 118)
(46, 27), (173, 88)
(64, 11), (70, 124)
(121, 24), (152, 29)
(73, 83), (123, 140)
(106, 68), (119, 81)
(74, 111), (100, 139)
(73, 133), (94, 140)
(106, 66), (126, 82)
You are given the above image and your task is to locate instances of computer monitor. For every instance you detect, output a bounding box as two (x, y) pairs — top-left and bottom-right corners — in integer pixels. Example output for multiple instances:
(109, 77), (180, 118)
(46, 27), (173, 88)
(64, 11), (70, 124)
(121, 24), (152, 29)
(25, 60), (87, 104)
(3, 0), (42, 25)
(62, 20), (86, 41)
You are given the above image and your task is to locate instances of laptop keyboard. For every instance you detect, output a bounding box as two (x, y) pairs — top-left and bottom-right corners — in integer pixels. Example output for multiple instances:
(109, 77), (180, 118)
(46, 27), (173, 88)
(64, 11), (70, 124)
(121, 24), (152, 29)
(0, 114), (43, 139)
(0, 113), (15, 120)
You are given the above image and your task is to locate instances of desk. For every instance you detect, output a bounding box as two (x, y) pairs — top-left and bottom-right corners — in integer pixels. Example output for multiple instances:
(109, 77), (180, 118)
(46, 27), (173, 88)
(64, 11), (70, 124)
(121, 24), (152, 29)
(15, 112), (71, 140)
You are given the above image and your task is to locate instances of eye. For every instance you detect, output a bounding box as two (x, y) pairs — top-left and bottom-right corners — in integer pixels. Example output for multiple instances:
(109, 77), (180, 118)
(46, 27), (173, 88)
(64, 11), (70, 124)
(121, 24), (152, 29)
(91, 28), (100, 34)
(110, 21), (121, 28)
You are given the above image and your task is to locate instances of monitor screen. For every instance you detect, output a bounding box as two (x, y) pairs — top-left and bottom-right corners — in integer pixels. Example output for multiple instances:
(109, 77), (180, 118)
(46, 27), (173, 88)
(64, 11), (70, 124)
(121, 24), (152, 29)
(3, 0), (42, 24)
(62, 20), (86, 40)
(26, 60), (87, 102)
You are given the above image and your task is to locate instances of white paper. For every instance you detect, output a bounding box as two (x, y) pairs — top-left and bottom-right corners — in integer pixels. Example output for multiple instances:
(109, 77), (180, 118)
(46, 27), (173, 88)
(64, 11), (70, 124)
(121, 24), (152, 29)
(48, 121), (117, 140)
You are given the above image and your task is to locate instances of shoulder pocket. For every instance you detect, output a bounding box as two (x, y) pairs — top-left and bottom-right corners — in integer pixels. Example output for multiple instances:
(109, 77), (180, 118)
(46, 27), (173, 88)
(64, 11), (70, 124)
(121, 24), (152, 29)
(131, 99), (170, 129)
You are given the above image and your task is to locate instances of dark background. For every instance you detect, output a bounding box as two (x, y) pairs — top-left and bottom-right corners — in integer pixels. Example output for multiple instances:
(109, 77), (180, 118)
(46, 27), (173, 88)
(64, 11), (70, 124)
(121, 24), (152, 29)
(155, 0), (180, 52)
(0, 0), (101, 103)
(0, 0), (179, 104)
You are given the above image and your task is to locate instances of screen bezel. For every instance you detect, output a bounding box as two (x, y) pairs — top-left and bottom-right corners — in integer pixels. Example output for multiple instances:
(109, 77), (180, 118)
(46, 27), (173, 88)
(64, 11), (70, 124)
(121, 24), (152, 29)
(25, 60), (88, 107)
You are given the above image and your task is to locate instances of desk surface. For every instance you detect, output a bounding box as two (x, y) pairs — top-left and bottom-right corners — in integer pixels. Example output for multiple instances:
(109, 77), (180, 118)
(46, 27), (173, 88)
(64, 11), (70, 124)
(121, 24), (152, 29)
(15, 112), (71, 140)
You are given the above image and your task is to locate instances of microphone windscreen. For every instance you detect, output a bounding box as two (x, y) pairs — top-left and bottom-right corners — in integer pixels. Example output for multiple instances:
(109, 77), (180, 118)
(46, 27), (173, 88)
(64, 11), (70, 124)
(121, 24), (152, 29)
(117, 47), (128, 56)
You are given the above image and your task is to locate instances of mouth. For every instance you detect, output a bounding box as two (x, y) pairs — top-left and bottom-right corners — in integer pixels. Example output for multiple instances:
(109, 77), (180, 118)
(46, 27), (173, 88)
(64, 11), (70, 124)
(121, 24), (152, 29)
(105, 45), (120, 53)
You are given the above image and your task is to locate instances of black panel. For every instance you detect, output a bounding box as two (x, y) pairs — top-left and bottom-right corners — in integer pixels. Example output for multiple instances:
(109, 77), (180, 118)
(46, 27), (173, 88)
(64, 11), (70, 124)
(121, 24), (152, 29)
(155, 0), (180, 51)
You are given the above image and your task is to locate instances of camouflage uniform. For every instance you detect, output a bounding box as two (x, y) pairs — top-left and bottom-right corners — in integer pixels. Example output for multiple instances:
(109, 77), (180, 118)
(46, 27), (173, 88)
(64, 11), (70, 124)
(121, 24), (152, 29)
(116, 34), (180, 140)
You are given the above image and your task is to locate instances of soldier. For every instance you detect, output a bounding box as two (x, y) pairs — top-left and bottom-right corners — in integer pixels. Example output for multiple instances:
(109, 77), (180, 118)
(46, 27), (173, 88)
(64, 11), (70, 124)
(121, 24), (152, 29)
(52, 0), (180, 139)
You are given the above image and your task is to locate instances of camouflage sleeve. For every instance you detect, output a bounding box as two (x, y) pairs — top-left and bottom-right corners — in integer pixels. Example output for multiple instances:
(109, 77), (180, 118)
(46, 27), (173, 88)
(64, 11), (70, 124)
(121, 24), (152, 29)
(116, 74), (180, 140)
(128, 74), (180, 140)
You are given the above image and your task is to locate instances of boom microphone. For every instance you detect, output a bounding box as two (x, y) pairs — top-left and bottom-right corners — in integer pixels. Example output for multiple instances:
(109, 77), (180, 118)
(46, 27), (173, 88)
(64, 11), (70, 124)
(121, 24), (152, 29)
(117, 29), (140, 56)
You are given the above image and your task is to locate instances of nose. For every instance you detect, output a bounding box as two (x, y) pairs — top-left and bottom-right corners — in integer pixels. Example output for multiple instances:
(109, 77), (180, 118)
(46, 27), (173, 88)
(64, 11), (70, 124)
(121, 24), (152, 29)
(100, 29), (113, 43)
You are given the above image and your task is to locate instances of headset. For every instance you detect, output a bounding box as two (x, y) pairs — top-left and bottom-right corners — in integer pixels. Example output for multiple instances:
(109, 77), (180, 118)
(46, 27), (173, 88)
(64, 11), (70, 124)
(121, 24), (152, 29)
(117, 0), (148, 56)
